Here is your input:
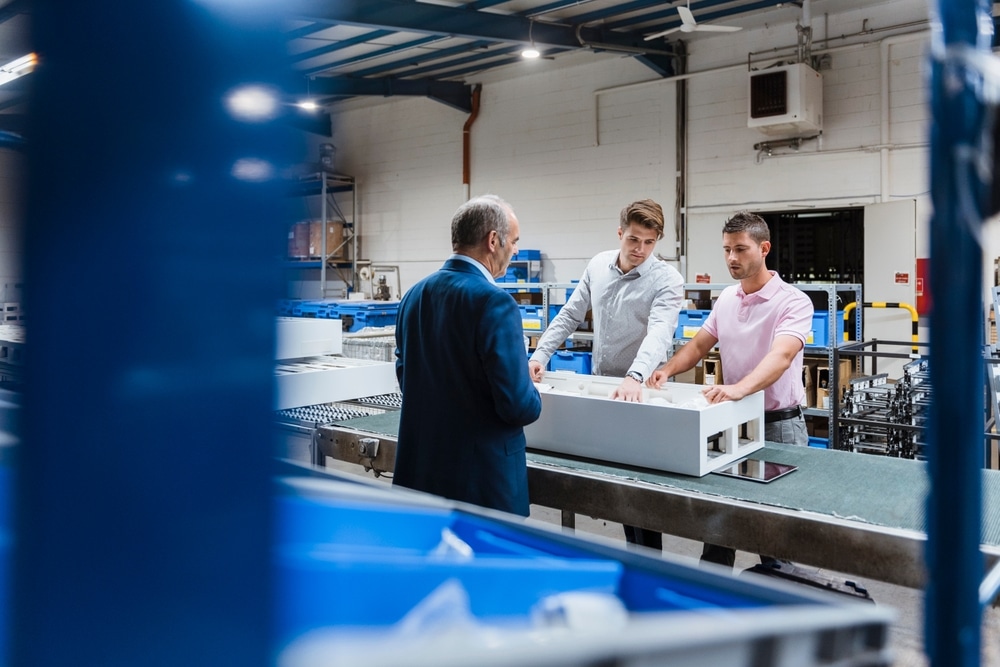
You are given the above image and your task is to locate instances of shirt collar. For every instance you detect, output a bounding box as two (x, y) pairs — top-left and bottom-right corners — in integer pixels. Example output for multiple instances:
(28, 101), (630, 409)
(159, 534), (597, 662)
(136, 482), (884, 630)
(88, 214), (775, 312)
(610, 252), (657, 277)
(450, 253), (495, 283)
(737, 270), (782, 300)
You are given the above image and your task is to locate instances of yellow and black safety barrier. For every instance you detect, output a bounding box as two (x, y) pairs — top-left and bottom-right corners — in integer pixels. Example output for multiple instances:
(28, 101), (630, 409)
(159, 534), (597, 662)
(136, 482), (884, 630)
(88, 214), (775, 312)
(843, 301), (919, 353)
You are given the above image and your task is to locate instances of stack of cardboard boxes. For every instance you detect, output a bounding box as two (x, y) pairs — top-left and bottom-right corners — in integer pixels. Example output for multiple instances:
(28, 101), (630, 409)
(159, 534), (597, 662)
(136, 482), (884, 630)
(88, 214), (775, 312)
(287, 220), (346, 260)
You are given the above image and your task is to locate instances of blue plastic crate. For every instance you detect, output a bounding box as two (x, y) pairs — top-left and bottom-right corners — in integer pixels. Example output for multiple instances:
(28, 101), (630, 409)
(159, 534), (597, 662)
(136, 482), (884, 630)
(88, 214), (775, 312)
(808, 436), (829, 449)
(807, 311), (846, 348)
(273, 494), (776, 650)
(336, 302), (400, 332)
(519, 305), (545, 331)
(674, 309), (712, 339)
(511, 249), (540, 261)
(502, 267), (540, 283)
(291, 300), (335, 318)
(548, 350), (592, 374)
(277, 299), (303, 316)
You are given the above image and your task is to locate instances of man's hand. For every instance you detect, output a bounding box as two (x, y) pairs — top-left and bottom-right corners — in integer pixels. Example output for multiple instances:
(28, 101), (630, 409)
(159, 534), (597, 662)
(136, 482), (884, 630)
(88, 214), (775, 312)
(528, 359), (545, 382)
(610, 377), (643, 402)
(701, 383), (746, 404)
(647, 367), (670, 389)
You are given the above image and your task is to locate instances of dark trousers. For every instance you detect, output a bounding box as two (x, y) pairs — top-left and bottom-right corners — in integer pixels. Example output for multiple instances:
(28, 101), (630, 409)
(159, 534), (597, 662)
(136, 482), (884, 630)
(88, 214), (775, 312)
(624, 524), (662, 551)
(701, 414), (808, 568)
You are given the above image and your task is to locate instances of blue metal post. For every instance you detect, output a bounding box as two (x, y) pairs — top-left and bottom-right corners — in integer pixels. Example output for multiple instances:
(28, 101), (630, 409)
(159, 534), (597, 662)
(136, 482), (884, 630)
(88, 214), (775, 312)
(13, 1), (299, 664)
(926, 0), (991, 664)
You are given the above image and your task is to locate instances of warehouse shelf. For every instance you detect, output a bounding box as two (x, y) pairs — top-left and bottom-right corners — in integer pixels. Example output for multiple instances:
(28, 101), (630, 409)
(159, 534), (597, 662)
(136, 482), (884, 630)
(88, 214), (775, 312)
(675, 282), (862, 355)
(286, 170), (359, 298)
(674, 282), (863, 439)
(499, 281), (580, 336)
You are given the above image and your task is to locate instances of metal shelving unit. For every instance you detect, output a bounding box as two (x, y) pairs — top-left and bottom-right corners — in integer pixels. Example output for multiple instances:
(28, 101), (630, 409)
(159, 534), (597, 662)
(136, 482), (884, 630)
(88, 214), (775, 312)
(498, 281), (580, 336)
(675, 282), (863, 437)
(286, 170), (358, 298)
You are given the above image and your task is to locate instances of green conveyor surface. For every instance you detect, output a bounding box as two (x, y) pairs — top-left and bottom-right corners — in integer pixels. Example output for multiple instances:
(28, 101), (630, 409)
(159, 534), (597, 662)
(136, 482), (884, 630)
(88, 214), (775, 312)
(333, 412), (1000, 545)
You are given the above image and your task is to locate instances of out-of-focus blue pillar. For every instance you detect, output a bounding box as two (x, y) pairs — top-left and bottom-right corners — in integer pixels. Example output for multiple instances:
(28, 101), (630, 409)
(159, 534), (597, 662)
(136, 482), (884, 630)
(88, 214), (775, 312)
(13, 1), (298, 664)
(926, 0), (991, 664)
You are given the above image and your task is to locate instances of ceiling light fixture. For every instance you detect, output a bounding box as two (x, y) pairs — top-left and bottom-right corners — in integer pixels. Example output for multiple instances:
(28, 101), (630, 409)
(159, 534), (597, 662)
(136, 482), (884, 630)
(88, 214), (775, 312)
(0, 53), (37, 87)
(521, 20), (540, 59)
(297, 100), (319, 111)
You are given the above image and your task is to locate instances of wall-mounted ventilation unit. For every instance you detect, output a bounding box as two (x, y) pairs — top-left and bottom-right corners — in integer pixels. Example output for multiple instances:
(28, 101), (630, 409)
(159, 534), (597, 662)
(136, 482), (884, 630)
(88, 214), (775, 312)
(748, 62), (823, 136)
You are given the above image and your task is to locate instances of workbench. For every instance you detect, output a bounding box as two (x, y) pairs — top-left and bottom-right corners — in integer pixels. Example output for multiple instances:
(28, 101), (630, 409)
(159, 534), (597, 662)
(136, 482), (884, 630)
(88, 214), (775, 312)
(310, 410), (1000, 590)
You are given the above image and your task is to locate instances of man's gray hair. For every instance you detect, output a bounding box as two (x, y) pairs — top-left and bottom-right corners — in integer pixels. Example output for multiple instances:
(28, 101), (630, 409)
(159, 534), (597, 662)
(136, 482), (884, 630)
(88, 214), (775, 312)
(452, 194), (512, 250)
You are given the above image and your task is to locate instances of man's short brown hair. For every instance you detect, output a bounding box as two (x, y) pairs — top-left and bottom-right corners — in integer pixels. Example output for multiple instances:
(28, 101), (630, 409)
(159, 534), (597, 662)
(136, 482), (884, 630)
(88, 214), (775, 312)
(723, 210), (770, 244)
(619, 199), (665, 239)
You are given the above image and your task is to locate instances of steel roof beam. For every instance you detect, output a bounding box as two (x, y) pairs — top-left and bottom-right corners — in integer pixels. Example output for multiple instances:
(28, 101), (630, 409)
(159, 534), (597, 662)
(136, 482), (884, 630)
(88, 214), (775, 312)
(306, 76), (473, 112)
(527, 0), (601, 18)
(293, 0), (668, 56)
(290, 29), (395, 64)
(606, 0), (784, 31)
(301, 35), (444, 76)
(467, 0), (516, 8)
(386, 45), (523, 80)
(348, 39), (494, 78)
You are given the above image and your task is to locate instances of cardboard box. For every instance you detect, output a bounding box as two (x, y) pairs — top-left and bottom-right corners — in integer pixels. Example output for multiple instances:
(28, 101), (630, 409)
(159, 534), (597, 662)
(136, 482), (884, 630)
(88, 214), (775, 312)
(693, 353), (722, 385)
(801, 361), (815, 408)
(309, 221), (346, 260)
(703, 357), (720, 386)
(287, 222), (311, 258)
(816, 359), (853, 410)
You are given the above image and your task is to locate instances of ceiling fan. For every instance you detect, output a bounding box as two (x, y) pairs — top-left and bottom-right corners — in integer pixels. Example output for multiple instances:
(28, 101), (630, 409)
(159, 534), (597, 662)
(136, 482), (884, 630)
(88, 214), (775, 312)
(644, 0), (743, 40)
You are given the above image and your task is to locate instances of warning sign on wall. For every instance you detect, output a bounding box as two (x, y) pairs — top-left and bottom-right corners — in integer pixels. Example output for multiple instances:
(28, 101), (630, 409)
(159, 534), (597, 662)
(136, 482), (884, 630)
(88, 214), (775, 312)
(894, 272), (910, 285)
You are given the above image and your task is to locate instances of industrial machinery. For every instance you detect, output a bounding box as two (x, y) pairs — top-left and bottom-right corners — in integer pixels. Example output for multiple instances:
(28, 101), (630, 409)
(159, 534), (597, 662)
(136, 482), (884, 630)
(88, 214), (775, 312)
(836, 358), (930, 459)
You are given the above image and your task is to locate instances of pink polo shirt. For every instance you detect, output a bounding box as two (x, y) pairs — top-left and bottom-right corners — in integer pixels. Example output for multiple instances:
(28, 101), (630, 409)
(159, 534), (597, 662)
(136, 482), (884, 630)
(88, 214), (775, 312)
(701, 272), (813, 411)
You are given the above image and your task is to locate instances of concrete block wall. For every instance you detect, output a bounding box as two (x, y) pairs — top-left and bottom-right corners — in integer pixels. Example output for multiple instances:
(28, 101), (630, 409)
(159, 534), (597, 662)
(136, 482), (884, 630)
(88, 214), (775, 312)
(326, 52), (681, 293)
(320, 0), (952, 308)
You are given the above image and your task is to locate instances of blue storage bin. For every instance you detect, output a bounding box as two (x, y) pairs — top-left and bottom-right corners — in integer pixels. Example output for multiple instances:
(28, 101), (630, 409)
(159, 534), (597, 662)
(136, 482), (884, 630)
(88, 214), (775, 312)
(808, 436), (829, 449)
(675, 309), (711, 339)
(273, 494), (776, 651)
(277, 299), (302, 316)
(291, 300), (334, 318)
(336, 302), (400, 332)
(807, 311), (846, 348)
(548, 350), (592, 374)
(519, 305), (545, 331)
(511, 249), (541, 261)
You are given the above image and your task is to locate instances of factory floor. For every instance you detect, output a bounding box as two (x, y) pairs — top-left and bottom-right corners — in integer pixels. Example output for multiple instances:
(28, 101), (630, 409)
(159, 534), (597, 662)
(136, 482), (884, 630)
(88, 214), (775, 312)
(316, 455), (1000, 666)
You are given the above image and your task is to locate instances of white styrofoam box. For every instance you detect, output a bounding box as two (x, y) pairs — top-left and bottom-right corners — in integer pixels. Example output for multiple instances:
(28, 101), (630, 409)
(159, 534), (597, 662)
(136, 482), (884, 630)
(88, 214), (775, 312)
(276, 317), (343, 360)
(274, 356), (398, 410)
(525, 371), (764, 477)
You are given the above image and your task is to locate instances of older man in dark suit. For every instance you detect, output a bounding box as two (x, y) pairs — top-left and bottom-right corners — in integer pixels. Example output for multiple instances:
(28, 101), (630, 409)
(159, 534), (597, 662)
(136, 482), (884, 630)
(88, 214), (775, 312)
(393, 195), (542, 516)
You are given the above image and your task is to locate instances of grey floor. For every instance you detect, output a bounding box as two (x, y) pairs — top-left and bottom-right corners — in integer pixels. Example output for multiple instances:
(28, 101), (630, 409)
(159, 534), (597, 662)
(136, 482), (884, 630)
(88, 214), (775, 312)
(313, 451), (1000, 666)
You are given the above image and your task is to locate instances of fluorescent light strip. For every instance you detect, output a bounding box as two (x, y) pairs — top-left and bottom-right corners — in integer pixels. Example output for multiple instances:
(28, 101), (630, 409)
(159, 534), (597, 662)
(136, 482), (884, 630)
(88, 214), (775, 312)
(0, 53), (37, 87)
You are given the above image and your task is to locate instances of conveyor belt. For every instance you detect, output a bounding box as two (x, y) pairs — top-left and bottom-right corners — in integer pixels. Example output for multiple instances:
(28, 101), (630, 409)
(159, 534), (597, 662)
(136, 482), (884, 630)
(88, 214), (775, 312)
(317, 410), (1000, 589)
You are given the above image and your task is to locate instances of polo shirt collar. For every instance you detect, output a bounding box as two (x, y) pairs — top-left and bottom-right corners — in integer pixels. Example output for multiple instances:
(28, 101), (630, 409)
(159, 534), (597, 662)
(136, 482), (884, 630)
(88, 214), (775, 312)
(737, 270), (781, 300)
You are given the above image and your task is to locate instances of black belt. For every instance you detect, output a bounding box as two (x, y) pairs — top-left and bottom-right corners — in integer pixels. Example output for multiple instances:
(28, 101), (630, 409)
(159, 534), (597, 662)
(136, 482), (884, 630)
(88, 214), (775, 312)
(764, 406), (802, 423)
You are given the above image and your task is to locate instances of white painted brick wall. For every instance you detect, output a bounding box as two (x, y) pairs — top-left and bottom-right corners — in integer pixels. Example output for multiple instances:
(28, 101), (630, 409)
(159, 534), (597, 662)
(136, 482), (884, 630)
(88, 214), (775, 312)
(324, 54), (683, 295)
(0, 0), (983, 322)
(300, 0), (942, 305)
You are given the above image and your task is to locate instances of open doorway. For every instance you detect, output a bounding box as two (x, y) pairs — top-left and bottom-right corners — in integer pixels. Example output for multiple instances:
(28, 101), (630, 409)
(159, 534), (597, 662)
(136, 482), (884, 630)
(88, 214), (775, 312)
(760, 208), (864, 285)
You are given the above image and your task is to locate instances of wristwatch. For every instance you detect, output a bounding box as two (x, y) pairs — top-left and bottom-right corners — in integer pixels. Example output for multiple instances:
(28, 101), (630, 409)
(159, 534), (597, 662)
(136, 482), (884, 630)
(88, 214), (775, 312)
(626, 370), (643, 383)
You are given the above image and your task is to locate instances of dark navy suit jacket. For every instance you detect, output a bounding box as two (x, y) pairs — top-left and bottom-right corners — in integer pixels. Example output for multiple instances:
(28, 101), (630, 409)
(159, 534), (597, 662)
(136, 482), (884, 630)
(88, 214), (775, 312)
(393, 257), (542, 516)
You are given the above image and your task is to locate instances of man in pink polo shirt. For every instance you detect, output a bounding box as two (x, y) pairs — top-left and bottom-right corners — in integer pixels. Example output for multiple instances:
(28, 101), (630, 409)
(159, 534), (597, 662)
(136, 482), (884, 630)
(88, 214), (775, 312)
(649, 210), (813, 567)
